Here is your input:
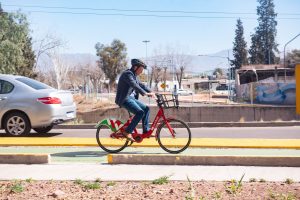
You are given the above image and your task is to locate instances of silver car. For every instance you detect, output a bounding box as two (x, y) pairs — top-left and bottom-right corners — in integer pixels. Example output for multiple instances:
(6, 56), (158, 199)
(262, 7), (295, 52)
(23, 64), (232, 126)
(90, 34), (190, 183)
(0, 74), (76, 136)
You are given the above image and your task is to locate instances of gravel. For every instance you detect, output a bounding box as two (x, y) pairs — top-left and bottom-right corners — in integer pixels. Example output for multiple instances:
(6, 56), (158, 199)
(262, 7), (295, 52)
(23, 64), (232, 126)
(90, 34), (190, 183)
(0, 180), (299, 200)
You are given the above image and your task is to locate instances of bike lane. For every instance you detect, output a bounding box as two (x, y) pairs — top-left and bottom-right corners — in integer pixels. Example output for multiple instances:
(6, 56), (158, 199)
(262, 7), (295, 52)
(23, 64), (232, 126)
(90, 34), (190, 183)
(1, 146), (300, 163)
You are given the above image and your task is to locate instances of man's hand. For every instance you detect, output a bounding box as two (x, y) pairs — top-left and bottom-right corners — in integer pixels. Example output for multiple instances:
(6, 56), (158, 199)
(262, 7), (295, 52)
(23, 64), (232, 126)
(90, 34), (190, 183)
(146, 92), (156, 98)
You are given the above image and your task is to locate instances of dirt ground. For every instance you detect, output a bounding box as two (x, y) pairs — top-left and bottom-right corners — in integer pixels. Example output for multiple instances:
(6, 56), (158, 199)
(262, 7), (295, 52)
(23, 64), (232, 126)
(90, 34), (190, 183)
(0, 180), (299, 200)
(73, 93), (229, 113)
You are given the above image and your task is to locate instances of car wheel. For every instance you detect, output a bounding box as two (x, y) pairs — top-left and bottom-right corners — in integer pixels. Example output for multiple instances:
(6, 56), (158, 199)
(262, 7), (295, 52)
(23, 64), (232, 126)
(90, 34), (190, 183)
(33, 125), (53, 134)
(4, 112), (31, 136)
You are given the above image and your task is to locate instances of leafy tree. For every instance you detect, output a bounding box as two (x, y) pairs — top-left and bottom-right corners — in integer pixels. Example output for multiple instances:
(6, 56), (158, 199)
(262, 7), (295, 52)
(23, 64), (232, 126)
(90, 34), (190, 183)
(286, 49), (300, 67)
(249, 0), (279, 64)
(248, 32), (264, 64)
(213, 68), (224, 77)
(19, 36), (36, 78)
(95, 39), (127, 90)
(0, 5), (35, 76)
(231, 19), (248, 69)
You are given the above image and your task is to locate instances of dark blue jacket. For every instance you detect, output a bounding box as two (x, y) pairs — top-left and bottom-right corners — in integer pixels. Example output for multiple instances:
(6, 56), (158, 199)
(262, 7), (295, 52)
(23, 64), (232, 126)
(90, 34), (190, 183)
(115, 69), (151, 106)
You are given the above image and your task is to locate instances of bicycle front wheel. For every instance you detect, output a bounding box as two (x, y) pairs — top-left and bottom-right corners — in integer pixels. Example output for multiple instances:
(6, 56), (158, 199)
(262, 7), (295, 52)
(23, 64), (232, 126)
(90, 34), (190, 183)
(96, 124), (129, 153)
(157, 118), (191, 154)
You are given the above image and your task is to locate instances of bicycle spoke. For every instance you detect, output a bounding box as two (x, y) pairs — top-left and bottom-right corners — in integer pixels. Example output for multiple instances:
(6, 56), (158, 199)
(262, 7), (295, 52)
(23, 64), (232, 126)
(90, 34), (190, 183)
(96, 124), (128, 153)
(157, 118), (191, 154)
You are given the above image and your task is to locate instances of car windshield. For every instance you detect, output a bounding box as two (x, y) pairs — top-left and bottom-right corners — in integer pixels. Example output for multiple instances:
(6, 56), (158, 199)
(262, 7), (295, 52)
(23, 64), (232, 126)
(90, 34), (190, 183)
(16, 78), (52, 90)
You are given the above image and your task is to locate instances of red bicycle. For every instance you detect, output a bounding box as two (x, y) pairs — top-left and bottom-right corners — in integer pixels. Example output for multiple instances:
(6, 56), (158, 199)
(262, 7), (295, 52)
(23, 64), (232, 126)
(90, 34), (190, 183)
(95, 93), (191, 154)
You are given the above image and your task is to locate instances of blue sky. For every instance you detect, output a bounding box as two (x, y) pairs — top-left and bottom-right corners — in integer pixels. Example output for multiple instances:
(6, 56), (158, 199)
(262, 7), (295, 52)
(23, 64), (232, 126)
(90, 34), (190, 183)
(1, 0), (300, 59)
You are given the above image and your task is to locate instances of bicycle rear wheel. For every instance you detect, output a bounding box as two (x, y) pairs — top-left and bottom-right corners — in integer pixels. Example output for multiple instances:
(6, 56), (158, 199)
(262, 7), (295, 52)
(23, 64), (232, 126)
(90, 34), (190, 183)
(96, 124), (129, 153)
(157, 118), (191, 154)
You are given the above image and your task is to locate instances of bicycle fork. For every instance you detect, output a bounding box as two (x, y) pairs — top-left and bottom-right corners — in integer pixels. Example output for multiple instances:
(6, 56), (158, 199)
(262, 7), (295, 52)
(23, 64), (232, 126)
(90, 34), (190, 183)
(162, 116), (176, 138)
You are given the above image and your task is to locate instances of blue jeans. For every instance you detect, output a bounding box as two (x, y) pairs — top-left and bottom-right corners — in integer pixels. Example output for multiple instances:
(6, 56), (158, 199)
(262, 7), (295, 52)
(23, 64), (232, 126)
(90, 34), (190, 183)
(121, 96), (150, 134)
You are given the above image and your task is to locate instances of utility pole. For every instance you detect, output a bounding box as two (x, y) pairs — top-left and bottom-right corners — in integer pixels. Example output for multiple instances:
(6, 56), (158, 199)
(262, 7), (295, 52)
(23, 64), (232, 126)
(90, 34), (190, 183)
(198, 54), (232, 102)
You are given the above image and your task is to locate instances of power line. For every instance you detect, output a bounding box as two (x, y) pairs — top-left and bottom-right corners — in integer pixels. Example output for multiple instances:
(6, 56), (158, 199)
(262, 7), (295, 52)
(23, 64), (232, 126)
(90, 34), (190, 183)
(3, 10), (256, 19)
(3, 4), (300, 16)
(1, 4), (258, 15)
(5, 9), (300, 20)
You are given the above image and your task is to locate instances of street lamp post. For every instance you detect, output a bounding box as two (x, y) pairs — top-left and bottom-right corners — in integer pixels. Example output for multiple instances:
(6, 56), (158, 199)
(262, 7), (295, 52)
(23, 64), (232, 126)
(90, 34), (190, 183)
(142, 40), (150, 87)
(198, 53), (232, 101)
(284, 33), (300, 68)
(283, 33), (300, 82)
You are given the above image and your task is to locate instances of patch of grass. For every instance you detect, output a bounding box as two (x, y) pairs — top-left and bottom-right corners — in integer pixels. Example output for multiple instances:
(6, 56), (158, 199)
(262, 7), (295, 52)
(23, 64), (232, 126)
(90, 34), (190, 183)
(249, 178), (257, 182)
(185, 176), (195, 200)
(199, 196), (206, 200)
(213, 191), (222, 199)
(280, 193), (297, 200)
(106, 181), (116, 187)
(0, 185), (5, 192)
(25, 178), (34, 183)
(284, 178), (294, 185)
(152, 175), (171, 185)
(84, 182), (101, 190)
(95, 178), (102, 183)
(10, 182), (24, 193)
(268, 190), (278, 199)
(225, 173), (245, 195)
(74, 179), (84, 185)
(268, 191), (297, 200)
(259, 178), (266, 183)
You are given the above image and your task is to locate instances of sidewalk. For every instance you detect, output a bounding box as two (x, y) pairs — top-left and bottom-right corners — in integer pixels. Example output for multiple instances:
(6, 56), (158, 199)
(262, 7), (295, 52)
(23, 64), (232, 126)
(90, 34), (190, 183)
(0, 163), (300, 182)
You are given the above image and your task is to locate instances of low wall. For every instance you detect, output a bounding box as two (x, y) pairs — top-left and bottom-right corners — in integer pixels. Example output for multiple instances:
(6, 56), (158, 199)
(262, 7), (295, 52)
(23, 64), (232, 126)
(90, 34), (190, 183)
(77, 105), (300, 123)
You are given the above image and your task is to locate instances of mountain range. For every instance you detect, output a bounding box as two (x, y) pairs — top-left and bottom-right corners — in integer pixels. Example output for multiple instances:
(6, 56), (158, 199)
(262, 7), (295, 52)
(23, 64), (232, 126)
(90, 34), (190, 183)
(37, 49), (233, 74)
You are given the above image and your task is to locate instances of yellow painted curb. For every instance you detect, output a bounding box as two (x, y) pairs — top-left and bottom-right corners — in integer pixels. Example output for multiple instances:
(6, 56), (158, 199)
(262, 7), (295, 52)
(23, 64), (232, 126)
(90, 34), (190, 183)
(0, 137), (300, 149)
(107, 154), (113, 164)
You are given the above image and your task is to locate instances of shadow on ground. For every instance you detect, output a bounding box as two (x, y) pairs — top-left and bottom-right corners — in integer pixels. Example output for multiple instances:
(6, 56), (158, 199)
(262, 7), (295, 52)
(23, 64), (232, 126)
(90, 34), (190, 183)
(0, 132), (63, 137)
(52, 151), (108, 158)
(51, 150), (166, 158)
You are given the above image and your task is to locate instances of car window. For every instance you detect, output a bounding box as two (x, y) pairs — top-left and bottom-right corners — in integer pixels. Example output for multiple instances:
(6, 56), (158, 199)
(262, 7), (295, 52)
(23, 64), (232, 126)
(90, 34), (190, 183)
(0, 80), (14, 94)
(16, 77), (52, 90)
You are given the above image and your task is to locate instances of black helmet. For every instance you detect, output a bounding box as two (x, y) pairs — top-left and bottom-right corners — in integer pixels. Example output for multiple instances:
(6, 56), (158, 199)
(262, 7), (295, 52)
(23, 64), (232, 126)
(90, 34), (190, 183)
(131, 59), (147, 69)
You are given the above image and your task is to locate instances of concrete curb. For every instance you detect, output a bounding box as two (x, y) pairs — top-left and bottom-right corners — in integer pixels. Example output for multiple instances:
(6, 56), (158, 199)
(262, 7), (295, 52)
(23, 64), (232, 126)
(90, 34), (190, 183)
(108, 154), (300, 167)
(0, 153), (50, 164)
(55, 121), (300, 129)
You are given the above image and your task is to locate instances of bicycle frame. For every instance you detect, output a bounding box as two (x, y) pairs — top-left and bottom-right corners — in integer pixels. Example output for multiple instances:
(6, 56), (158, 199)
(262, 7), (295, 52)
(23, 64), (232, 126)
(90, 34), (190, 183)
(112, 106), (175, 143)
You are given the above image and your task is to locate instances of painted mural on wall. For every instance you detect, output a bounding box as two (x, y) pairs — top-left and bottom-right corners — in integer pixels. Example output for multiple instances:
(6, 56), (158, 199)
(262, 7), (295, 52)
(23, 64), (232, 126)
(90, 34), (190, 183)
(236, 82), (296, 105)
(237, 84), (251, 102)
(255, 83), (295, 105)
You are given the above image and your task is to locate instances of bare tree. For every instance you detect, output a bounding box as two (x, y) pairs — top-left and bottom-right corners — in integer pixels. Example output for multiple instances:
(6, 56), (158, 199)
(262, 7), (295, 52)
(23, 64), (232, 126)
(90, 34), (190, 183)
(33, 33), (65, 71)
(49, 50), (71, 90)
(152, 44), (191, 89)
(86, 62), (104, 94)
(174, 53), (190, 89)
(152, 65), (163, 91)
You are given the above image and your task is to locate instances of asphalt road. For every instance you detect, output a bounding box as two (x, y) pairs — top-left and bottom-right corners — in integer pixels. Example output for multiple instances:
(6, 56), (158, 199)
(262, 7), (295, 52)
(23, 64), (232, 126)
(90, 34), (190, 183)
(1, 126), (299, 139)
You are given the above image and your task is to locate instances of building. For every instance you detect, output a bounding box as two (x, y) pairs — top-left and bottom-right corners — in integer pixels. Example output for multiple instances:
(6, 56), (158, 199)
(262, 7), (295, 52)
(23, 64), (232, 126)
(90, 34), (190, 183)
(235, 65), (295, 105)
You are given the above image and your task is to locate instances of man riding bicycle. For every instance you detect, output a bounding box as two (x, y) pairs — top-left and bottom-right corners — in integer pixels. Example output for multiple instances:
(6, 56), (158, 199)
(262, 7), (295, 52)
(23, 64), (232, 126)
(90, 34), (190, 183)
(115, 59), (155, 141)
